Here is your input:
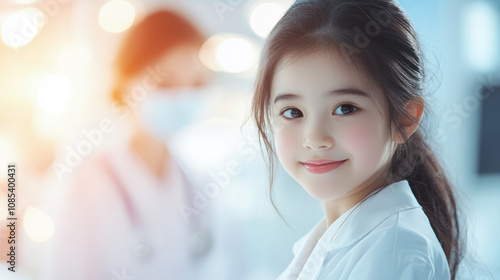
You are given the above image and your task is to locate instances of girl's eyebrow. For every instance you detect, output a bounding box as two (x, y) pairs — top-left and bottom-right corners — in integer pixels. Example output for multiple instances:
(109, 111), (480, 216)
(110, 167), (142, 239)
(273, 93), (299, 104)
(328, 88), (370, 98)
(273, 87), (369, 104)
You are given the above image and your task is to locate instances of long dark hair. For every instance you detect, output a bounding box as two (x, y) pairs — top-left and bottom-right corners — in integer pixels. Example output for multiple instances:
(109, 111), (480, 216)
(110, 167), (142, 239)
(251, 0), (464, 278)
(112, 10), (204, 104)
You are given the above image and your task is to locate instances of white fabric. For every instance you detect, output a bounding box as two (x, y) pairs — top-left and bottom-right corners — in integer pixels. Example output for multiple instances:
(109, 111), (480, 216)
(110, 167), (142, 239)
(41, 138), (203, 280)
(277, 180), (451, 280)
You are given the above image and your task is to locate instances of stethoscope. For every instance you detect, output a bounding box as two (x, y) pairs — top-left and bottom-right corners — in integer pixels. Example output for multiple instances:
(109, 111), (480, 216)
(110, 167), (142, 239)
(101, 155), (212, 260)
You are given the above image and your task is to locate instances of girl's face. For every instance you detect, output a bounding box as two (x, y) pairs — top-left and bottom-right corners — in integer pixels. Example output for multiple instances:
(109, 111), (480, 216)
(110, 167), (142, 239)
(270, 50), (396, 202)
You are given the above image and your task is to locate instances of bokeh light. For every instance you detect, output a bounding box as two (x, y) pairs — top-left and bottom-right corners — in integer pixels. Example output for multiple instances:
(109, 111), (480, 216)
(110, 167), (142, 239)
(23, 207), (55, 243)
(200, 34), (258, 73)
(37, 74), (72, 116)
(0, 136), (20, 167)
(1, 7), (45, 48)
(249, 2), (287, 38)
(462, 1), (499, 72)
(98, 0), (136, 33)
(174, 118), (244, 174)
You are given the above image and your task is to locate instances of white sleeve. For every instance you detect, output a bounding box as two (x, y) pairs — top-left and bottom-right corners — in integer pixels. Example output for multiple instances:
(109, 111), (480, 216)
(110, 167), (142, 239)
(347, 258), (441, 280)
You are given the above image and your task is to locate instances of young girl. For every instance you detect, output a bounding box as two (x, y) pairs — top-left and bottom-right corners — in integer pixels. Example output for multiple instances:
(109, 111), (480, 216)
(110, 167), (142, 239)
(252, 0), (464, 279)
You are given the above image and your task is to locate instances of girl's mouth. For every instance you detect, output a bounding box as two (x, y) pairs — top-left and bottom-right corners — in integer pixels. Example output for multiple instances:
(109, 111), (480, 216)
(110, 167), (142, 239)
(300, 159), (348, 174)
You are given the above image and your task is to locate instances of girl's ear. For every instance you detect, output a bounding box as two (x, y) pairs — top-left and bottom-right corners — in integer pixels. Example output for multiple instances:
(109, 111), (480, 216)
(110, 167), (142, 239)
(393, 97), (424, 144)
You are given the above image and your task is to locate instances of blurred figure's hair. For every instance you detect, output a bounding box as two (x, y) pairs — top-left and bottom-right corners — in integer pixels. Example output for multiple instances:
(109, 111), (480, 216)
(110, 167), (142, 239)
(112, 10), (204, 104)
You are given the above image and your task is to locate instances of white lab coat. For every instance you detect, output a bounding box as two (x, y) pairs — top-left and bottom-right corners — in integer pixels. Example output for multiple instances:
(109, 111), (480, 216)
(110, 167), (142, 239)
(41, 137), (215, 280)
(277, 180), (451, 280)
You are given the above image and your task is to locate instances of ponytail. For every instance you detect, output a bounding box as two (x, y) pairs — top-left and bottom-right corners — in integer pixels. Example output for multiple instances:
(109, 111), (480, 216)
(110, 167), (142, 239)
(389, 131), (463, 279)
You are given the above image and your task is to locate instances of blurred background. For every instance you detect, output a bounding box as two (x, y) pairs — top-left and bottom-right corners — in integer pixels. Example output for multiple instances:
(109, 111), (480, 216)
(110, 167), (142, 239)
(0, 0), (498, 279)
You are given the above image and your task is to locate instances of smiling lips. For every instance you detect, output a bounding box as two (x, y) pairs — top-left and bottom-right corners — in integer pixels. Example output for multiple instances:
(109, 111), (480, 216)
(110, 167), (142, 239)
(300, 159), (348, 174)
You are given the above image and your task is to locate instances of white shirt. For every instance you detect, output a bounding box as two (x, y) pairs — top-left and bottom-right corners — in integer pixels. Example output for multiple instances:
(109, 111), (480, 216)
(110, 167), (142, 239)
(278, 180), (451, 280)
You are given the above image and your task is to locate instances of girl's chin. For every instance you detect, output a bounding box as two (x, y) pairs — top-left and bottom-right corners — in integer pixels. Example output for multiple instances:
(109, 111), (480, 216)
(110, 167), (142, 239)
(302, 185), (346, 202)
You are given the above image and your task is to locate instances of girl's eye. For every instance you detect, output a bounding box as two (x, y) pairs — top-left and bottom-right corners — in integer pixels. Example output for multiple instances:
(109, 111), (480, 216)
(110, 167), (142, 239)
(333, 104), (358, 115)
(281, 108), (303, 119)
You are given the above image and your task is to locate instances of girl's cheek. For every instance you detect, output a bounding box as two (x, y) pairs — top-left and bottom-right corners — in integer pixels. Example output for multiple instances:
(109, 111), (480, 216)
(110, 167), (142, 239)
(274, 125), (300, 163)
(341, 117), (386, 166)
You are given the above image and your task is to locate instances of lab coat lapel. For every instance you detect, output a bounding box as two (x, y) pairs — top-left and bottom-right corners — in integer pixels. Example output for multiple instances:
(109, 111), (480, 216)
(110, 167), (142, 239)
(327, 180), (421, 250)
(293, 180), (421, 280)
(280, 219), (327, 280)
(295, 203), (358, 280)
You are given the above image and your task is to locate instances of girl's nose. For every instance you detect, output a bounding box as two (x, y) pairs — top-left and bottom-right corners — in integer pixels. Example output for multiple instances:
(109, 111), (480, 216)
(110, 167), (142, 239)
(302, 122), (335, 150)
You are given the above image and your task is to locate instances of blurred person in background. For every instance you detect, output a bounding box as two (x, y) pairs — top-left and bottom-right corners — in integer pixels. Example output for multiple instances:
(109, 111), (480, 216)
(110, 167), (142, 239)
(41, 9), (245, 280)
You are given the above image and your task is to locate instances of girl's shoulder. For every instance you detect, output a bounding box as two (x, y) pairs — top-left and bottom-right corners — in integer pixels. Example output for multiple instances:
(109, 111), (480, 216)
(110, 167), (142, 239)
(356, 207), (446, 260)
(320, 208), (451, 279)
(319, 180), (451, 279)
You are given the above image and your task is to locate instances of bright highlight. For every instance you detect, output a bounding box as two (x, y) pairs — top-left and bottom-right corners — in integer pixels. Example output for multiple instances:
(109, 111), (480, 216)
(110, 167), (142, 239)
(200, 34), (257, 73)
(23, 207), (55, 243)
(1, 7), (45, 48)
(98, 0), (136, 33)
(249, 2), (287, 38)
(463, 1), (499, 72)
(37, 74), (72, 116)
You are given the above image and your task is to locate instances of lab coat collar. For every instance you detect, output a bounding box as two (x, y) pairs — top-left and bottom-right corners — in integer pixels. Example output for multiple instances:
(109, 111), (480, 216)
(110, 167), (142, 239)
(286, 180), (426, 280)
(294, 180), (421, 261)
(324, 179), (421, 250)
